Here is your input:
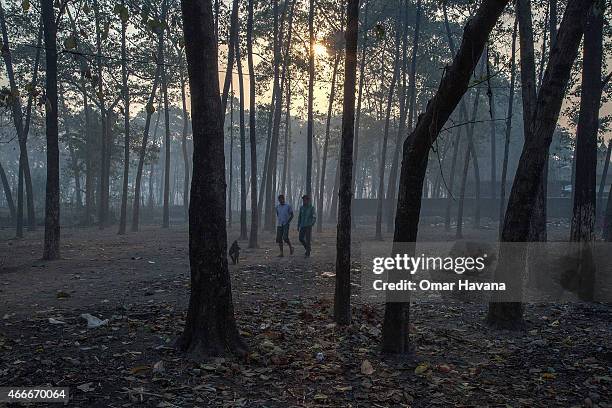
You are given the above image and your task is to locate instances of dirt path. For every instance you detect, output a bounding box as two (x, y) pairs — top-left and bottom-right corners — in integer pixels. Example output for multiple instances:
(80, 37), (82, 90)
(0, 223), (610, 407)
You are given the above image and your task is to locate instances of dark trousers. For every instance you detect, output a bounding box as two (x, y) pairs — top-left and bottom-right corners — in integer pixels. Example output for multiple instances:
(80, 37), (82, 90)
(299, 226), (312, 254)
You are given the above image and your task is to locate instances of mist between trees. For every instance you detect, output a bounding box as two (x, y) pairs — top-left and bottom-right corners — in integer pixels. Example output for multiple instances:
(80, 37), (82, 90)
(0, 0), (609, 356)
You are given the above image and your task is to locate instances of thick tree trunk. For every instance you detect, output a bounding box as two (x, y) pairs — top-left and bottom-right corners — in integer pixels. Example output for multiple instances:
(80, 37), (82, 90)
(178, 0), (245, 358)
(118, 3), (130, 235)
(42, 0), (60, 260)
(570, 2), (604, 243)
(382, 0), (509, 354)
(487, 0), (594, 328)
(334, 0), (358, 326)
(515, 0), (547, 242)
(247, 0), (259, 248)
(228, 86), (234, 226)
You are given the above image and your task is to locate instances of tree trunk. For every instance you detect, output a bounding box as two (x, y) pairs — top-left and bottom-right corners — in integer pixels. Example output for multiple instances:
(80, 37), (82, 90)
(228, 86), (234, 226)
(382, 0), (509, 354)
(180, 67), (191, 222)
(235, 34), (248, 240)
(456, 62), (484, 238)
(570, 2), (604, 243)
(486, 45), (497, 198)
(387, 0), (420, 233)
(247, 0), (259, 248)
(317, 52), (341, 233)
(352, 0), (368, 205)
(42, 0), (60, 260)
(375, 9), (401, 240)
(118, 1), (130, 235)
(132, 64), (162, 232)
(0, 160), (15, 220)
(306, 0), (315, 197)
(487, 0), (594, 328)
(0, 3), (39, 232)
(178, 0), (245, 358)
(515, 0), (547, 242)
(499, 17), (518, 234)
(334, 0), (358, 326)
(93, 0), (109, 229)
(161, 14), (171, 229)
(220, 0), (240, 117)
(597, 140), (611, 227)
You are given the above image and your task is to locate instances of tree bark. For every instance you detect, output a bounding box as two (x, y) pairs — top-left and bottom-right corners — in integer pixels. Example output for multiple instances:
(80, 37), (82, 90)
(247, 0), (259, 248)
(220, 0), (240, 117)
(0, 160), (15, 220)
(334, 0), (358, 326)
(180, 65), (191, 222)
(487, 0), (594, 328)
(375, 8), (401, 240)
(132, 41), (163, 231)
(317, 52), (341, 233)
(235, 33), (248, 240)
(161, 8), (171, 229)
(352, 0), (369, 204)
(306, 0), (315, 197)
(382, 0), (509, 354)
(499, 16), (518, 235)
(0, 4), (39, 232)
(570, 1), (604, 243)
(118, 0), (130, 235)
(42, 0), (60, 260)
(178, 0), (245, 358)
(387, 0), (420, 233)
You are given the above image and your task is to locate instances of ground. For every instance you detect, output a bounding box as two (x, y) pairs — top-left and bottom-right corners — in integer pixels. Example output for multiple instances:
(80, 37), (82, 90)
(0, 221), (610, 407)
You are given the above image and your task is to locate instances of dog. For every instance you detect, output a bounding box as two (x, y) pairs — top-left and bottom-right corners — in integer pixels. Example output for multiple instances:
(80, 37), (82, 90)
(229, 240), (240, 265)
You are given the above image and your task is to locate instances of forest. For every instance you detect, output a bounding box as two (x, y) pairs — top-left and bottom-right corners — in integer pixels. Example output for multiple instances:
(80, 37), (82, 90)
(0, 0), (610, 406)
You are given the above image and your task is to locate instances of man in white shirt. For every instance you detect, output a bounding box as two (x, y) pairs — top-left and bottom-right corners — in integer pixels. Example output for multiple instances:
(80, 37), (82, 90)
(275, 194), (294, 257)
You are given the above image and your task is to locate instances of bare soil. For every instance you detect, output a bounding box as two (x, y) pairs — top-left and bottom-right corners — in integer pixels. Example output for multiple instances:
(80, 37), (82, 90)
(0, 222), (610, 407)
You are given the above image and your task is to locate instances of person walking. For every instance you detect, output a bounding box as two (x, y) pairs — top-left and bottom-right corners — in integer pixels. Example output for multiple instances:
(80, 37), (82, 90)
(297, 195), (316, 257)
(275, 194), (294, 257)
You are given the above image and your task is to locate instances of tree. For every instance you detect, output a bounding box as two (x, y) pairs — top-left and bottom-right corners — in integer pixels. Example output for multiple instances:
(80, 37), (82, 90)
(306, 0), (315, 197)
(487, 0), (595, 328)
(375, 4), (401, 240)
(42, 0), (60, 260)
(161, 0), (171, 229)
(570, 1), (605, 243)
(334, 0), (359, 326)
(246, 0), (259, 248)
(178, 0), (245, 357)
(382, 0), (509, 354)
(235, 29), (248, 240)
(118, 0), (130, 235)
(0, 2), (40, 234)
(499, 16), (518, 234)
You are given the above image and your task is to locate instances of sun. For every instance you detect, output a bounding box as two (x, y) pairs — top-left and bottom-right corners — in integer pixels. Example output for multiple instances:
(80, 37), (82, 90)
(314, 42), (328, 57)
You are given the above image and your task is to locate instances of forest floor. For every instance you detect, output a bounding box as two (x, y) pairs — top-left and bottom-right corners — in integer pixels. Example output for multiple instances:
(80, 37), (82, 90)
(0, 220), (610, 407)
